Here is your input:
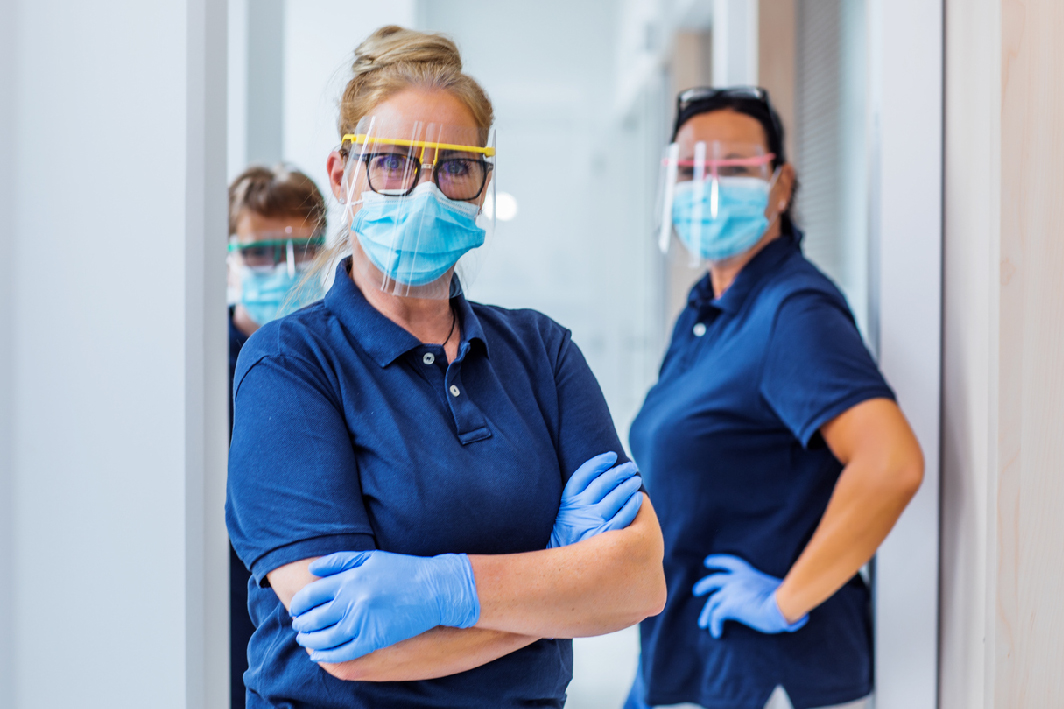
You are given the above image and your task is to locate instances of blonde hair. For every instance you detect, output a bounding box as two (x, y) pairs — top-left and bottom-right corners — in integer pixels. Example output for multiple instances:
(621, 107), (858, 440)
(302, 26), (494, 294)
(339, 25), (494, 142)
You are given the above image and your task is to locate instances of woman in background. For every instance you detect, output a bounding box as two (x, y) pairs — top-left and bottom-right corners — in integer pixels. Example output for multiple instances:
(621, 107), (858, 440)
(225, 164), (327, 709)
(626, 87), (923, 709)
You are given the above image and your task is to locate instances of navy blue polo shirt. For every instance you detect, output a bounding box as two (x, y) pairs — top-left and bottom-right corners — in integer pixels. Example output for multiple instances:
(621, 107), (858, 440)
(630, 233), (894, 709)
(227, 258), (628, 709)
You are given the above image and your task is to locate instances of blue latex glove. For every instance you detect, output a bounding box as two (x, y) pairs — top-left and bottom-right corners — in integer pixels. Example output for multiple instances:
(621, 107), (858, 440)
(289, 550), (479, 663)
(549, 451), (644, 548)
(692, 554), (809, 639)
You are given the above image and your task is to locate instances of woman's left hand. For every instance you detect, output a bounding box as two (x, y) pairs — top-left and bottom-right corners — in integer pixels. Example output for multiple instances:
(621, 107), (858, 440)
(692, 555), (808, 639)
(290, 550), (481, 663)
(549, 451), (644, 548)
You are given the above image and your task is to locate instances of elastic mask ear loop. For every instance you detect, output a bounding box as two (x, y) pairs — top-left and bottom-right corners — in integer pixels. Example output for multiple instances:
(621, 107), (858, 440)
(763, 166), (784, 234)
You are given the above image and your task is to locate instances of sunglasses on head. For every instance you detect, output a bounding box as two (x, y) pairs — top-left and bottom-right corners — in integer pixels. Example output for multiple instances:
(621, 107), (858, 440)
(676, 86), (771, 112)
(673, 86), (782, 148)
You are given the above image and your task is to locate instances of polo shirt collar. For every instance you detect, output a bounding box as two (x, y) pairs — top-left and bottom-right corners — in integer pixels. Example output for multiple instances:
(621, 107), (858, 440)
(325, 258), (488, 367)
(689, 231), (801, 314)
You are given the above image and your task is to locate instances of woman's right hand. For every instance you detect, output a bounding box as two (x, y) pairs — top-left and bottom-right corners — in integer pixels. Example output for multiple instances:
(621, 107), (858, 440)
(549, 451), (644, 548)
(290, 550), (481, 663)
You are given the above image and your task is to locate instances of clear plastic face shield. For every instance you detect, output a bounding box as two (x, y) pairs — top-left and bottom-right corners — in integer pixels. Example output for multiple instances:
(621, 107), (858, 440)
(338, 117), (496, 300)
(657, 140), (779, 265)
(227, 228), (327, 323)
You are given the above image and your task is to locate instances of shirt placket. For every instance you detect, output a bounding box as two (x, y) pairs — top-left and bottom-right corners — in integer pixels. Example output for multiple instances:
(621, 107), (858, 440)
(445, 346), (491, 444)
(411, 343), (491, 445)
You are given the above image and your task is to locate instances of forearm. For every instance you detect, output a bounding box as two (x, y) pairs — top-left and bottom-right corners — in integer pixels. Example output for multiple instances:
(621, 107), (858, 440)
(269, 557), (535, 681)
(775, 456), (922, 621)
(471, 495), (666, 638)
(320, 626), (536, 682)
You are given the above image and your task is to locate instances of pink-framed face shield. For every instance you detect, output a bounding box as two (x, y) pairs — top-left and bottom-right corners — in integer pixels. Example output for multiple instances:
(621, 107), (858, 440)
(656, 140), (777, 262)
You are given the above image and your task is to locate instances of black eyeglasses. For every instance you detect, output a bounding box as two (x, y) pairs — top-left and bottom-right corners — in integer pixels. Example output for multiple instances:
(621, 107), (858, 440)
(358, 152), (493, 201)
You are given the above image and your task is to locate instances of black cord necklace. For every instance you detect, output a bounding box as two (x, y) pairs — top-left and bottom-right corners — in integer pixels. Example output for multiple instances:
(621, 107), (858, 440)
(439, 306), (457, 347)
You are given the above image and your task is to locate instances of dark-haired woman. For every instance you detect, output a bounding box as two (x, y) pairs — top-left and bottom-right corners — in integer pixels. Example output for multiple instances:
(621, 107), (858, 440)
(625, 87), (923, 709)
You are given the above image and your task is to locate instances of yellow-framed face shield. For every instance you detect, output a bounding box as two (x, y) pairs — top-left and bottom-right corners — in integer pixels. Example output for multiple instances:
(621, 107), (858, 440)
(337, 117), (498, 301)
(340, 128), (495, 202)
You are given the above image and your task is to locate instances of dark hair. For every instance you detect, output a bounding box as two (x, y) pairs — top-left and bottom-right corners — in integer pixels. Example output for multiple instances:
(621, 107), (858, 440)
(672, 88), (799, 236)
(228, 164), (327, 236)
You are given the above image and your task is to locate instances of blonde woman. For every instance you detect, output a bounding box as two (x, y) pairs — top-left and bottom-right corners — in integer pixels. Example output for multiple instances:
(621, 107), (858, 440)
(226, 26), (665, 708)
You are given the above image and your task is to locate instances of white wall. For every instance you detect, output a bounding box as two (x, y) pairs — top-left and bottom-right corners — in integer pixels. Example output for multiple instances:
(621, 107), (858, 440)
(246, 0), (286, 166)
(281, 0), (415, 237)
(867, 1), (942, 708)
(712, 0), (758, 86)
(227, 0), (249, 179)
(0, 0), (16, 705)
(4, 1), (229, 706)
(940, 2), (999, 706)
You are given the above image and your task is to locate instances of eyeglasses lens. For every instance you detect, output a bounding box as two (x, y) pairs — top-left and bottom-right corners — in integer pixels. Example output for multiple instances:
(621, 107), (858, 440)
(436, 159), (487, 201)
(366, 153), (420, 195)
(364, 152), (487, 200)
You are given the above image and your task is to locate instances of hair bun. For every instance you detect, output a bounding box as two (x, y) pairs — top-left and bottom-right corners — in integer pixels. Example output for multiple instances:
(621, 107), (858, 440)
(352, 25), (462, 77)
(339, 25), (493, 138)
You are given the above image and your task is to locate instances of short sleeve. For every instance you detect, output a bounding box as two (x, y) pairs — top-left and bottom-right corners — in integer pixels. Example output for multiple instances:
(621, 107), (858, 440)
(760, 291), (896, 447)
(226, 353), (376, 585)
(552, 330), (632, 482)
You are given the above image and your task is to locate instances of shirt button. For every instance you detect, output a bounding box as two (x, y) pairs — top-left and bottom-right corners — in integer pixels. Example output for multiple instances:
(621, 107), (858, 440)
(692, 322), (707, 337)
(449, 385), (461, 397)
(422, 352), (435, 365)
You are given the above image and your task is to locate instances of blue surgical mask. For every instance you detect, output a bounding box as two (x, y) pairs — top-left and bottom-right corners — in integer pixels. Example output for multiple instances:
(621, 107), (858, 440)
(672, 176), (773, 261)
(351, 182), (486, 287)
(239, 265), (305, 325)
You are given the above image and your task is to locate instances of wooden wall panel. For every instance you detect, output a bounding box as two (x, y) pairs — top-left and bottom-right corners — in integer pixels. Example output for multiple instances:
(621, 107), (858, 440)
(995, 0), (1064, 704)
(943, 0), (1064, 705)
